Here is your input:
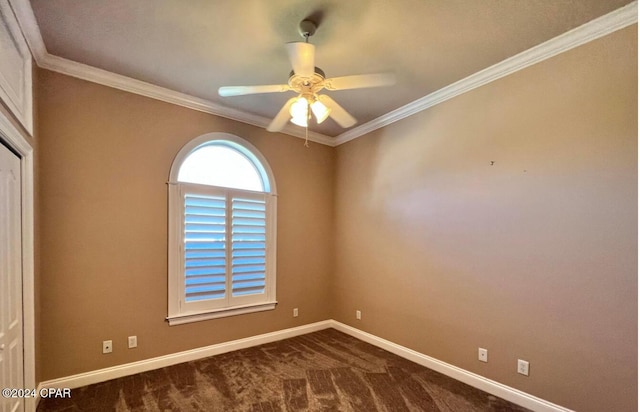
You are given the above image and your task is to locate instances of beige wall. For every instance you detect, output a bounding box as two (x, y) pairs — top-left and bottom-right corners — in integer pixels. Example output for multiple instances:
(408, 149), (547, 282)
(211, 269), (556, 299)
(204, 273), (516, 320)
(334, 26), (637, 412)
(36, 69), (334, 381)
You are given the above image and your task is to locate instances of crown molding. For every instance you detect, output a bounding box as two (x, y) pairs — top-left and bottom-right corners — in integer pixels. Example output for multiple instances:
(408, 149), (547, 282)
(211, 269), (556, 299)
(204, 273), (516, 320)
(9, 0), (637, 148)
(334, 0), (638, 146)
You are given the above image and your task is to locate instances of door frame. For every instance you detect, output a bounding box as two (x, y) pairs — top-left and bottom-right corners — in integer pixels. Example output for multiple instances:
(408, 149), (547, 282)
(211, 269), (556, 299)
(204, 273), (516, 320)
(0, 111), (35, 411)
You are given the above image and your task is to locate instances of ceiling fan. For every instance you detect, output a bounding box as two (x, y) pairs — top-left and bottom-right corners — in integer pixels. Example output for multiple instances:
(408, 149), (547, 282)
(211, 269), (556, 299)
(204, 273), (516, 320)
(218, 19), (395, 132)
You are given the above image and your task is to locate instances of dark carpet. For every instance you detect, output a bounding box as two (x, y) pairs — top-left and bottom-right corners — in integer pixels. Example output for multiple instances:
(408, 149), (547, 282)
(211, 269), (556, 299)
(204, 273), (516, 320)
(37, 328), (530, 411)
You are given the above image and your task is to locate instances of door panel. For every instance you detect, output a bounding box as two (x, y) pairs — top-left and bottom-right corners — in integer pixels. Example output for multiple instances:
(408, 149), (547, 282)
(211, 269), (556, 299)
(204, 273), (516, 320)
(0, 142), (23, 412)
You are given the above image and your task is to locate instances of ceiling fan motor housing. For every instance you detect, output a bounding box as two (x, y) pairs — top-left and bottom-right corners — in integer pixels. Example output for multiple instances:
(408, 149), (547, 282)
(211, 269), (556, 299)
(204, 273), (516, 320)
(288, 67), (326, 96)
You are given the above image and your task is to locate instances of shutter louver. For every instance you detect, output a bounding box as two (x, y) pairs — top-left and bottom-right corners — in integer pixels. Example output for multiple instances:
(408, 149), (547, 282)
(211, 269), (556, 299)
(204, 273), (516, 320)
(184, 193), (227, 302)
(231, 195), (267, 297)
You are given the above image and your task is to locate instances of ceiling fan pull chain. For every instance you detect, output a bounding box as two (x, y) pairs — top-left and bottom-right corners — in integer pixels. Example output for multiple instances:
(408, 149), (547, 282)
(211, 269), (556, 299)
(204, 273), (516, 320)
(304, 124), (309, 148)
(304, 103), (311, 147)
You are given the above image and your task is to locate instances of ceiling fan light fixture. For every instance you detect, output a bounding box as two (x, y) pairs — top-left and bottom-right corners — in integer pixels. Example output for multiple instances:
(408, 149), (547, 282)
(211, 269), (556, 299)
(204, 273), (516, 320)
(290, 96), (308, 117)
(311, 99), (331, 124)
(290, 97), (309, 127)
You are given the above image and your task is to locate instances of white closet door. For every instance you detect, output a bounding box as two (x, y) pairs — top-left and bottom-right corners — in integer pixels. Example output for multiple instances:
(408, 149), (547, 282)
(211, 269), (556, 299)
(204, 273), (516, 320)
(0, 142), (23, 412)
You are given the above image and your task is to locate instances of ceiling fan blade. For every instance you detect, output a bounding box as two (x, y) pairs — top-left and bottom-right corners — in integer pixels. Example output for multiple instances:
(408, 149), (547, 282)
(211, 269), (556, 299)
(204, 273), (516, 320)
(218, 84), (291, 97)
(286, 42), (315, 78)
(324, 73), (396, 91)
(267, 97), (298, 132)
(318, 95), (357, 128)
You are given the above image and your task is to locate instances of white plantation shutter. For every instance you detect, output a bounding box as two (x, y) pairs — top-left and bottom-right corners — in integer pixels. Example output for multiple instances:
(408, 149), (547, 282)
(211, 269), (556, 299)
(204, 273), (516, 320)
(184, 192), (227, 302)
(177, 185), (274, 313)
(168, 134), (277, 325)
(231, 193), (267, 298)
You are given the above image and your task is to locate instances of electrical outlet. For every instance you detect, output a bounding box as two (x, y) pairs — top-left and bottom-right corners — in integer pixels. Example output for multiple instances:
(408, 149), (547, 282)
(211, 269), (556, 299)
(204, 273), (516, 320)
(128, 336), (137, 349)
(102, 340), (112, 354)
(517, 359), (530, 376)
(356, 310), (361, 320)
(478, 348), (488, 362)
(293, 308), (299, 317)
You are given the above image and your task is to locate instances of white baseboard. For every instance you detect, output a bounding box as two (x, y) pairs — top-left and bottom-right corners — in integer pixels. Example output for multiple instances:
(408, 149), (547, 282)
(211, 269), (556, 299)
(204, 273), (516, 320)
(38, 320), (332, 391)
(38, 319), (572, 412)
(330, 320), (573, 412)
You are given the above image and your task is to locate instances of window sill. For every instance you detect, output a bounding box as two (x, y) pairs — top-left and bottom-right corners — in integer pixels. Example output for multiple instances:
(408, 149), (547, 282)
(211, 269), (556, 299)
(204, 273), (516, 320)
(166, 301), (277, 326)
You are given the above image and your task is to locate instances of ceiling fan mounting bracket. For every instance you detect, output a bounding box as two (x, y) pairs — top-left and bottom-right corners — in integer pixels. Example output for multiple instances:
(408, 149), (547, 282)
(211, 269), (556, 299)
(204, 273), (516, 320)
(298, 19), (317, 40)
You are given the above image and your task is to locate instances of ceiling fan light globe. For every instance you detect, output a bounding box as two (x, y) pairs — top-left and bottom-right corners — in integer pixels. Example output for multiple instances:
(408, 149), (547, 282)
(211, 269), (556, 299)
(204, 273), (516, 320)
(289, 97), (308, 118)
(311, 100), (331, 124)
(290, 114), (308, 127)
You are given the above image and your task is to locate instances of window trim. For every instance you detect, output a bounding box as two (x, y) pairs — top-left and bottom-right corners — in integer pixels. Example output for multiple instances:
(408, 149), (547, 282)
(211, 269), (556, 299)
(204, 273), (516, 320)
(167, 133), (277, 326)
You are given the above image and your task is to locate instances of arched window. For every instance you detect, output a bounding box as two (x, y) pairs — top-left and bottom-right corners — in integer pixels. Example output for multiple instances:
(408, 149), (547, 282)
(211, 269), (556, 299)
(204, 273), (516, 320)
(167, 133), (277, 325)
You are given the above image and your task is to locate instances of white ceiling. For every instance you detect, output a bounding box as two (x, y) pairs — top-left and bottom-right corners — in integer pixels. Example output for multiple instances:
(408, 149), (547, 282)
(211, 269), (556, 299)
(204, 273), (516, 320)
(22, 0), (636, 142)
